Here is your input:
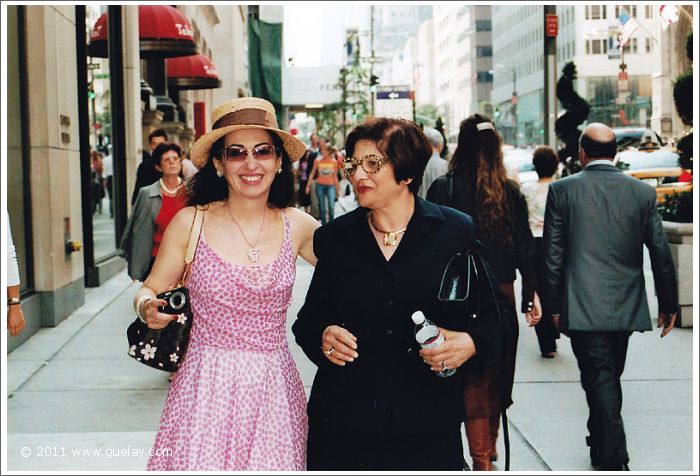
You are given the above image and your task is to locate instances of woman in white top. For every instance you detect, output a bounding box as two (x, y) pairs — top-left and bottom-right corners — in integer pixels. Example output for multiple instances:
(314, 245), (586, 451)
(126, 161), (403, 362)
(6, 210), (25, 336)
(520, 146), (559, 358)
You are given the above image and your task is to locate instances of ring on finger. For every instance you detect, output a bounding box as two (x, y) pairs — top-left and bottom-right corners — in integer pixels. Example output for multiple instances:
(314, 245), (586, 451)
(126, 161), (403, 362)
(441, 361), (447, 371)
(324, 346), (334, 356)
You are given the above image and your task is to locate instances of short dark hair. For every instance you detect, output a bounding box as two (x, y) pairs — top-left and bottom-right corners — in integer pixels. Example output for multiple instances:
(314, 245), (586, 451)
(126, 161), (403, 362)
(148, 129), (168, 143)
(345, 117), (432, 194)
(152, 142), (182, 167)
(186, 131), (295, 209)
(532, 146), (558, 178)
(580, 133), (616, 160)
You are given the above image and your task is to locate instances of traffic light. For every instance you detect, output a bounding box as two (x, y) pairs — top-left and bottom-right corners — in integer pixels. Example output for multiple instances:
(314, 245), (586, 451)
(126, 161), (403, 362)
(88, 88), (96, 100)
(369, 74), (379, 92)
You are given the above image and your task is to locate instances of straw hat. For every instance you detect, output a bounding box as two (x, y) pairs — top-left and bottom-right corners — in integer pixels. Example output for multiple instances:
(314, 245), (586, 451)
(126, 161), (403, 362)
(189, 97), (307, 169)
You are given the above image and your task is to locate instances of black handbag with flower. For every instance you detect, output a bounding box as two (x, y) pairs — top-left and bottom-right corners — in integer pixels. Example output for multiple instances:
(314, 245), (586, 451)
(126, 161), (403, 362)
(126, 207), (204, 372)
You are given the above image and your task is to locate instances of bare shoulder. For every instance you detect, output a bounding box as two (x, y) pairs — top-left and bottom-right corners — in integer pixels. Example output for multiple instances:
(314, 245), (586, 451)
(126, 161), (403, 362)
(169, 205), (209, 238)
(284, 207), (320, 235)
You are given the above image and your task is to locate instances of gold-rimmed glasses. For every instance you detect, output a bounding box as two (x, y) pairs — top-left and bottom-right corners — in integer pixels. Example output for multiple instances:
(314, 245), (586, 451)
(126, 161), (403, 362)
(342, 154), (388, 177)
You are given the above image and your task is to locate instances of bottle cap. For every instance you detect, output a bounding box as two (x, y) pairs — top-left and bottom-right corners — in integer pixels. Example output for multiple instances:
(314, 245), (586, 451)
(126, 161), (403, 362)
(411, 311), (426, 325)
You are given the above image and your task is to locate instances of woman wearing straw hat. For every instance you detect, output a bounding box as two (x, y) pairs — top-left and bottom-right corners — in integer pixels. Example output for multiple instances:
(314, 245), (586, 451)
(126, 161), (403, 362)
(135, 97), (319, 470)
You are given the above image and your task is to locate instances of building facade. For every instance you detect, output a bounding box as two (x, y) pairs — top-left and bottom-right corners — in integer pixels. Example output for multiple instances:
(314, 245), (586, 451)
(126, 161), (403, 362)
(6, 5), (248, 352)
(491, 4), (687, 146)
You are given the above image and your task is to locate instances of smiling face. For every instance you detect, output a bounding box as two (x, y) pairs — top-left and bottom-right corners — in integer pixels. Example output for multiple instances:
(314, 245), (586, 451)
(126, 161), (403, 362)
(214, 128), (281, 201)
(347, 139), (405, 210)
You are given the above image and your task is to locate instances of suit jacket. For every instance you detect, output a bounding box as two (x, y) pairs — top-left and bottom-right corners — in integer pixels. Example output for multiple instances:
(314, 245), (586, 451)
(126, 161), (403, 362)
(131, 152), (160, 205)
(542, 162), (678, 332)
(292, 196), (512, 434)
(120, 181), (163, 281)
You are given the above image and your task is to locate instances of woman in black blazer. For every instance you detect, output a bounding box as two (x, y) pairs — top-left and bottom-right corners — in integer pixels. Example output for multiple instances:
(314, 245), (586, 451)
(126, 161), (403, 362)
(292, 117), (513, 471)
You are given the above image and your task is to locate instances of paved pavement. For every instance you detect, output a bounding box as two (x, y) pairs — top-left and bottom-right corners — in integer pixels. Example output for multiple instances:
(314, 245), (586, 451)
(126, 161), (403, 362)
(5, 259), (695, 472)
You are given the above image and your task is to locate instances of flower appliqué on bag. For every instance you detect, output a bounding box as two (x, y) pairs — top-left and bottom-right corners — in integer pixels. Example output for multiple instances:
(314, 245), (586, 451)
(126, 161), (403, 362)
(141, 343), (157, 361)
(128, 345), (137, 356)
(177, 314), (187, 324)
(170, 353), (179, 363)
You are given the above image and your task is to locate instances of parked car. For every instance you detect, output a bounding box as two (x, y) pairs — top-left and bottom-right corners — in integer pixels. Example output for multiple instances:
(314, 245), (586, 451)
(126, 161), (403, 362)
(503, 146), (538, 185)
(614, 138), (690, 204)
(624, 167), (692, 205)
(613, 127), (667, 151)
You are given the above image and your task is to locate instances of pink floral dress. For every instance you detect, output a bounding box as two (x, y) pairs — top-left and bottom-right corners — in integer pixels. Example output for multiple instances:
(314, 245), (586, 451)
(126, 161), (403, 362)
(147, 211), (307, 470)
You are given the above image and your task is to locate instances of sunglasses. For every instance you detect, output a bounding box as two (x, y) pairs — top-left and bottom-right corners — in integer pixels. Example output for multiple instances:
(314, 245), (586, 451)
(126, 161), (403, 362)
(221, 144), (279, 162)
(343, 154), (388, 177)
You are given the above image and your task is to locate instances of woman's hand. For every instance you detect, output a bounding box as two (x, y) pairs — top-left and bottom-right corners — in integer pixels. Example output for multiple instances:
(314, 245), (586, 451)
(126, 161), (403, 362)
(143, 298), (178, 330)
(7, 305), (25, 337)
(419, 328), (476, 372)
(321, 325), (358, 366)
(525, 292), (542, 327)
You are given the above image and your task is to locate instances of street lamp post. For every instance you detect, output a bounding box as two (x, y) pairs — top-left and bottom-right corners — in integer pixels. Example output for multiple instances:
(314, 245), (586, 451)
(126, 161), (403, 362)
(509, 67), (518, 147)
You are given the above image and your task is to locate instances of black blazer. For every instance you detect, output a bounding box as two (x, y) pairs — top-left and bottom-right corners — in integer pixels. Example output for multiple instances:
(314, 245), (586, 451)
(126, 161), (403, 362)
(542, 163), (678, 331)
(292, 197), (511, 434)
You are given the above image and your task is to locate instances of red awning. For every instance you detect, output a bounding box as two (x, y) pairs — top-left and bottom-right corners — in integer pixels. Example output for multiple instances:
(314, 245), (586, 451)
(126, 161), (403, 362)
(167, 54), (222, 90)
(165, 54), (221, 89)
(88, 5), (197, 58)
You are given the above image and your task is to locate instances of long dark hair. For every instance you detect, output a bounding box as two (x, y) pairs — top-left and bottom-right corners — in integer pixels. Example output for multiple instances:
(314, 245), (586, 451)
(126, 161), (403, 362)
(450, 113), (515, 245)
(186, 131), (295, 208)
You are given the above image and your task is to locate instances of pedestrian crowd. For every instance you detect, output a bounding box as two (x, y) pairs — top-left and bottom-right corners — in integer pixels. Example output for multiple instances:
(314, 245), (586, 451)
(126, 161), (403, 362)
(8, 95), (677, 472)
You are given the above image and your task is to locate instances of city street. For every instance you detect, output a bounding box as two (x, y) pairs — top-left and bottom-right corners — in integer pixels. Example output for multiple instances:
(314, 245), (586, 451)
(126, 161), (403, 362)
(6, 258), (694, 471)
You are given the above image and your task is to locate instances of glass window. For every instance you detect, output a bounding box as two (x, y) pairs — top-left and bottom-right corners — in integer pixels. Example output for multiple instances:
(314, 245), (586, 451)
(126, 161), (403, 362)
(476, 46), (492, 57)
(477, 71), (493, 83)
(475, 20), (491, 31)
(86, 5), (117, 261)
(645, 5), (653, 19)
(7, 5), (33, 293)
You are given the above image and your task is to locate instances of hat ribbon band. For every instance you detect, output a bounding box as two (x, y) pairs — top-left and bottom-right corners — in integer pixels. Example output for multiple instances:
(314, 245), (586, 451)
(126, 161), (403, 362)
(213, 109), (277, 130)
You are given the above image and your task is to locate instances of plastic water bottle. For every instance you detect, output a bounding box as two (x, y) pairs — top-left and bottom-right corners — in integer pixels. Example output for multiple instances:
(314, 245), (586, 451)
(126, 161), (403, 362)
(411, 311), (456, 378)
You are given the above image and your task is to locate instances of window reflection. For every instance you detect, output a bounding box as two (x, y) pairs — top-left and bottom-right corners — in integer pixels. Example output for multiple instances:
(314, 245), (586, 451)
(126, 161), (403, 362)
(86, 5), (116, 261)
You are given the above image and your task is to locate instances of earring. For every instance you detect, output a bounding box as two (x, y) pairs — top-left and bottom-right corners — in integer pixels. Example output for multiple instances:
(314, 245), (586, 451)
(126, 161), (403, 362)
(276, 166), (282, 175)
(216, 169), (223, 177)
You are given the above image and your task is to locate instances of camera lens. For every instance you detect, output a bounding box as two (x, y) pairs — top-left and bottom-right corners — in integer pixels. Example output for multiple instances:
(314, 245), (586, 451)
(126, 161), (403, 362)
(169, 291), (186, 311)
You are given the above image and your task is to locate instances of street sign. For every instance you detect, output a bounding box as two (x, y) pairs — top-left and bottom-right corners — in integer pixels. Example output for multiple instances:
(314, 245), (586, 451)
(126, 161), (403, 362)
(376, 90), (411, 100)
(375, 86), (414, 120)
(545, 14), (558, 37)
(94, 73), (110, 79)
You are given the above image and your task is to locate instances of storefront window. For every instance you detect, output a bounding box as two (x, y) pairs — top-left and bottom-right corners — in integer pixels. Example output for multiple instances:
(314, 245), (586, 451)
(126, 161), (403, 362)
(7, 5), (33, 294)
(86, 5), (116, 261)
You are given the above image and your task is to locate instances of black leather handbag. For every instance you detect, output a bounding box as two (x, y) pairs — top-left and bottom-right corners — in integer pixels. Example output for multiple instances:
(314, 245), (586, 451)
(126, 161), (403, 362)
(126, 207), (204, 372)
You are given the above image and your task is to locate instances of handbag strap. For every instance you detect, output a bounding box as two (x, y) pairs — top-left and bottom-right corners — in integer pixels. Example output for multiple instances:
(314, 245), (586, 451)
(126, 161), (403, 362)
(177, 207), (204, 287)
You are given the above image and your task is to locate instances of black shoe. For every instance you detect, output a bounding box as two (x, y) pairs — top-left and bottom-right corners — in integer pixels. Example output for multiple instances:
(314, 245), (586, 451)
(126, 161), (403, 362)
(599, 462), (629, 471)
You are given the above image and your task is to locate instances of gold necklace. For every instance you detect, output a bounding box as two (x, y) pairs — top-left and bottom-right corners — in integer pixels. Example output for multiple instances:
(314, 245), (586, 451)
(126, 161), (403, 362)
(226, 204), (267, 262)
(159, 177), (182, 195)
(368, 212), (408, 246)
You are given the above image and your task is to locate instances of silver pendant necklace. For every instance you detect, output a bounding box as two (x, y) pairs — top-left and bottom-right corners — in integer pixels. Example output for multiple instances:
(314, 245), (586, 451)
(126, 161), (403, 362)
(227, 204), (267, 263)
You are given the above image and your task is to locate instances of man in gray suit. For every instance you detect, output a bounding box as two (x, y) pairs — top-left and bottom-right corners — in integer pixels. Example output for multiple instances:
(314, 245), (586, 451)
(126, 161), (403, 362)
(542, 123), (678, 471)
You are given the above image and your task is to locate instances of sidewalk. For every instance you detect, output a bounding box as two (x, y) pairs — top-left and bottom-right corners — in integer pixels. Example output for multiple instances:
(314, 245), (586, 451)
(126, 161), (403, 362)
(5, 261), (695, 471)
